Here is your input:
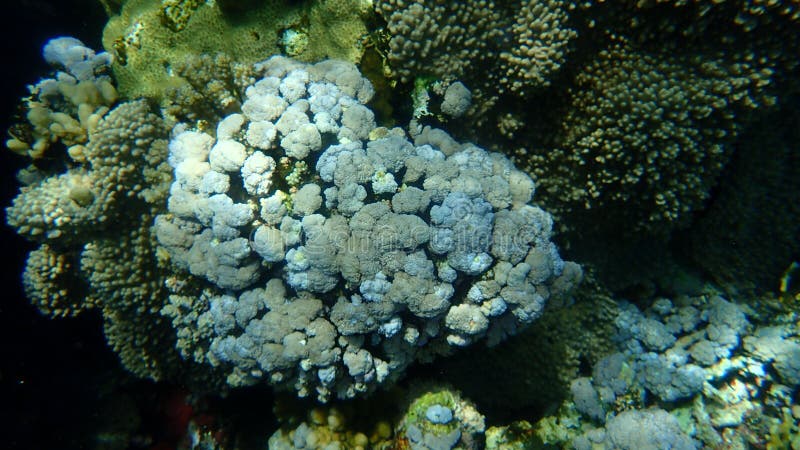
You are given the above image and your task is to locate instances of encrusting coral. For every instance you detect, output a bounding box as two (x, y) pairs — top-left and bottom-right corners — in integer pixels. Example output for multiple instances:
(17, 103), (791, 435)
(102, 0), (372, 103)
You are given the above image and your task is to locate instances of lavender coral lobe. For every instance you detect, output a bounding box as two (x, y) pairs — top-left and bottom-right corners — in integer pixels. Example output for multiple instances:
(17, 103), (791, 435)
(155, 55), (578, 401)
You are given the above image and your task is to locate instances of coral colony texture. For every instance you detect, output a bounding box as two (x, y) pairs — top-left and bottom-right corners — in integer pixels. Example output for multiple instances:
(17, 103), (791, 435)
(156, 56), (579, 401)
(7, 37), (579, 402)
(4, 0), (800, 448)
(374, 0), (800, 290)
(101, 0), (372, 102)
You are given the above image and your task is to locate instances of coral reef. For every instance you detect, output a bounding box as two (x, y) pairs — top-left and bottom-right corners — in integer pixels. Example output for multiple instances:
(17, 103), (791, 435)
(6, 37), (578, 401)
(532, 292), (800, 449)
(5, 37), (116, 159)
(5, 38), (182, 381)
(102, 0), (372, 102)
(156, 55), (580, 401)
(374, 0), (799, 293)
(5, 0), (800, 446)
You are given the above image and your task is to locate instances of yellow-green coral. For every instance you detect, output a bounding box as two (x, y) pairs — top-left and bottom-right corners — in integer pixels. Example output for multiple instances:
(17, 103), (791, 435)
(22, 244), (88, 317)
(160, 0), (204, 31)
(396, 386), (485, 449)
(302, 0), (372, 63)
(403, 389), (461, 437)
(485, 421), (540, 450)
(102, 0), (372, 102)
(269, 399), (395, 449)
(6, 78), (117, 160)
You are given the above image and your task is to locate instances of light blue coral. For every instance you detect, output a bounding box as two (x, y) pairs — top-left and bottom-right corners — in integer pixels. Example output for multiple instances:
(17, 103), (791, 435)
(152, 56), (579, 401)
(561, 292), (800, 449)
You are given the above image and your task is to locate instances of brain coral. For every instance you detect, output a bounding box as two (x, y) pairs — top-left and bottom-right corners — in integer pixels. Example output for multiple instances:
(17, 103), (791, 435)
(155, 56), (581, 401)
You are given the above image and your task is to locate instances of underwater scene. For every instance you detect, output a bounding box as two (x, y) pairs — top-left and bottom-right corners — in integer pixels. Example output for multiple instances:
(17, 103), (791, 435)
(0, 0), (799, 449)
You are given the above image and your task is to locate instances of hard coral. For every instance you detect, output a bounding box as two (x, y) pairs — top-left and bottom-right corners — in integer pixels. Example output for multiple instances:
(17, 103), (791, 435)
(156, 56), (580, 401)
(103, 0), (372, 104)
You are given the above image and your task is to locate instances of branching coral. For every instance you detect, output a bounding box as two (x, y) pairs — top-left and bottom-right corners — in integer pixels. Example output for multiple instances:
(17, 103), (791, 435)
(375, 0), (577, 121)
(6, 40), (182, 380)
(522, 43), (753, 235)
(5, 37), (116, 160)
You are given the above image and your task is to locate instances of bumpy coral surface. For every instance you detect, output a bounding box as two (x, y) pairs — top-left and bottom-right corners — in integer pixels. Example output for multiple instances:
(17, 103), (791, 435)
(525, 43), (758, 235)
(375, 0), (574, 91)
(497, 0), (577, 92)
(573, 408), (697, 450)
(155, 56), (579, 401)
(5, 37), (117, 159)
(558, 293), (800, 449)
(375, 0), (505, 84)
(7, 89), (179, 380)
(372, 0), (799, 294)
(102, 0), (371, 102)
(375, 0), (576, 121)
